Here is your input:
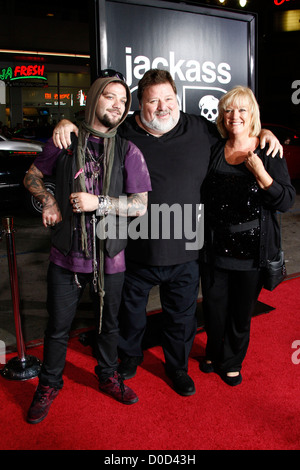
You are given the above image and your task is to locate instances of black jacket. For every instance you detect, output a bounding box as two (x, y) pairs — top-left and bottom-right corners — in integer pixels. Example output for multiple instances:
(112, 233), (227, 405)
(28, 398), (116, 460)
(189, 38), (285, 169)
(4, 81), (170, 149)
(202, 140), (296, 268)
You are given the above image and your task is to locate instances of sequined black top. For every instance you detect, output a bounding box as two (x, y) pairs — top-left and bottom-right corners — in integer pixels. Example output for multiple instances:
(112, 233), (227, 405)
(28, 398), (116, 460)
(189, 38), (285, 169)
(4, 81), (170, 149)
(202, 140), (296, 271)
(203, 147), (262, 269)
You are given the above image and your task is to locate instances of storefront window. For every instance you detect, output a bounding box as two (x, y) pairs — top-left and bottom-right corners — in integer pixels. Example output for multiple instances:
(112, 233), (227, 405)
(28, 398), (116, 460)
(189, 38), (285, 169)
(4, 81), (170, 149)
(2, 67), (90, 132)
(22, 72), (90, 126)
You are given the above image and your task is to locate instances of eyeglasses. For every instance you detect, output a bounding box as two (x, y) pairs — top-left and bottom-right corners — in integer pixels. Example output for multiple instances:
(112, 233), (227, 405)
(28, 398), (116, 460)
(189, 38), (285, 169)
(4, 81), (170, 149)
(98, 69), (126, 82)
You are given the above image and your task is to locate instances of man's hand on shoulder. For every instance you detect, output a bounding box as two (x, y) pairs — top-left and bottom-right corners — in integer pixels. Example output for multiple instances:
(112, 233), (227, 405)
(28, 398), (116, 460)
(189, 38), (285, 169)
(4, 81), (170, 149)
(53, 119), (79, 149)
(260, 129), (283, 158)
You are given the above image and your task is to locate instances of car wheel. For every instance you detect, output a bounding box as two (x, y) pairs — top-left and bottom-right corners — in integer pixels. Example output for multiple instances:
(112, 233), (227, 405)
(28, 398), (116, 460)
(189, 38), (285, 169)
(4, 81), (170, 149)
(24, 179), (56, 216)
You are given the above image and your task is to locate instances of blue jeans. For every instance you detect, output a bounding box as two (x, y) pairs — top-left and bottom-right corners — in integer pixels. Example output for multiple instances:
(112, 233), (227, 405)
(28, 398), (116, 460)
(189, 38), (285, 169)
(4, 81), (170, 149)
(39, 263), (124, 388)
(118, 260), (200, 373)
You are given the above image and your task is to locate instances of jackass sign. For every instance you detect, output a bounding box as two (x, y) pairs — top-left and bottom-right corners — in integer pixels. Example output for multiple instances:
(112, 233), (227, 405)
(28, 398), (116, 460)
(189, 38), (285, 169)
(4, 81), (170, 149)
(90, 0), (256, 118)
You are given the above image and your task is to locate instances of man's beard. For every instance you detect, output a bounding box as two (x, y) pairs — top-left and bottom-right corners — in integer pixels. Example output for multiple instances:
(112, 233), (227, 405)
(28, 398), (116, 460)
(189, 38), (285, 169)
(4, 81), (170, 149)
(97, 111), (122, 129)
(140, 108), (179, 133)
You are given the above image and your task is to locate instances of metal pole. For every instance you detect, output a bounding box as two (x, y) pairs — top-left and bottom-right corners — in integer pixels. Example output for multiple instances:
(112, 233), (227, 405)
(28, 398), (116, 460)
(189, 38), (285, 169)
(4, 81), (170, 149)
(3, 216), (25, 360)
(1, 216), (41, 381)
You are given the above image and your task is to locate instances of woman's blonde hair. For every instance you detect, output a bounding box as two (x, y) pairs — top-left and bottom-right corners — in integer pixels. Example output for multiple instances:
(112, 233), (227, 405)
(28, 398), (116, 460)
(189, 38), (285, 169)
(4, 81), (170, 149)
(216, 85), (261, 138)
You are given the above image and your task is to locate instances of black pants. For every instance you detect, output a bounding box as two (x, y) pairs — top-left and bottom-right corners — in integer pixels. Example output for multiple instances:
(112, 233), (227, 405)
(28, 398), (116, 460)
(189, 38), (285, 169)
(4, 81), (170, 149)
(201, 264), (263, 372)
(39, 263), (124, 388)
(118, 260), (200, 373)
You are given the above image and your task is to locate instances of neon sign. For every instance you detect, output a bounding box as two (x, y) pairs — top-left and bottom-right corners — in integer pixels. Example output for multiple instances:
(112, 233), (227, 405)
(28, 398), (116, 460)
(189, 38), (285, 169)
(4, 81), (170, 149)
(274, 0), (296, 5)
(0, 65), (46, 81)
(45, 93), (71, 100)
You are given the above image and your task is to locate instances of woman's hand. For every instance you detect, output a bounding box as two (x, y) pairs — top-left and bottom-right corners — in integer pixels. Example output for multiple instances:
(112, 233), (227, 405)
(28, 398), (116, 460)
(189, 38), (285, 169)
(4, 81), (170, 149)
(244, 151), (273, 189)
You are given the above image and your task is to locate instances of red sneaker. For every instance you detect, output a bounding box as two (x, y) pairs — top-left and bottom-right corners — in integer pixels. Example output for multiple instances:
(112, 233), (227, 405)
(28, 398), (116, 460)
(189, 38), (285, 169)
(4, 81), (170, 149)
(27, 384), (59, 424)
(99, 372), (138, 404)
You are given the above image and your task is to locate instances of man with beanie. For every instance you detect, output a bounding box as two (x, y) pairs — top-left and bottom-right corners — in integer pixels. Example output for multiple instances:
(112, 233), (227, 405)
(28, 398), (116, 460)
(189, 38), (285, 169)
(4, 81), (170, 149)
(24, 70), (151, 424)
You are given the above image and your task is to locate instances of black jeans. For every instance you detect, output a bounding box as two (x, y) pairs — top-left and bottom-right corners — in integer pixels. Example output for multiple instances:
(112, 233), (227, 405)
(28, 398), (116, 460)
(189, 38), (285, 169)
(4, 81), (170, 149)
(118, 260), (200, 373)
(39, 263), (124, 388)
(201, 264), (263, 372)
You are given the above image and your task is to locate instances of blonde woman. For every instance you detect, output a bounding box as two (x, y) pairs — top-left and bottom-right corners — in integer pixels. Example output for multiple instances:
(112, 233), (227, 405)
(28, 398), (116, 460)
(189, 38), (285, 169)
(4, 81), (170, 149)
(200, 86), (295, 386)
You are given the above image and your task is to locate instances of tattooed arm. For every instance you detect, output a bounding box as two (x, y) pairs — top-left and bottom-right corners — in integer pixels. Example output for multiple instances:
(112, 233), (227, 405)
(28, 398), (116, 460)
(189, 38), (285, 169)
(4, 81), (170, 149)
(69, 191), (148, 217)
(113, 192), (148, 217)
(24, 163), (62, 228)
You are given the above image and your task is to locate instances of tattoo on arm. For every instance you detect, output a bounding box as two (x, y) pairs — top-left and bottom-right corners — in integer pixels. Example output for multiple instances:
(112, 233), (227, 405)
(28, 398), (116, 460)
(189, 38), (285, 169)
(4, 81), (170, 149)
(23, 164), (57, 208)
(111, 192), (148, 217)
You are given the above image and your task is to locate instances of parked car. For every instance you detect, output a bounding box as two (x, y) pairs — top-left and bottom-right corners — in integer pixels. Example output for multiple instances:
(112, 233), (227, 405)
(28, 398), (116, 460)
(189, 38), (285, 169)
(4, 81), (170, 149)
(0, 135), (55, 215)
(262, 124), (300, 179)
(13, 126), (53, 143)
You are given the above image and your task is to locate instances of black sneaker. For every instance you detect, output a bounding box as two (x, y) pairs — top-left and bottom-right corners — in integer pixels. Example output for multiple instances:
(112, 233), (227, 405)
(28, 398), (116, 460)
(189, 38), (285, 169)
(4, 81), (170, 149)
(27, 384), (59, 424)
(118, 355), (143, 380)
(166, 369), (196, 396)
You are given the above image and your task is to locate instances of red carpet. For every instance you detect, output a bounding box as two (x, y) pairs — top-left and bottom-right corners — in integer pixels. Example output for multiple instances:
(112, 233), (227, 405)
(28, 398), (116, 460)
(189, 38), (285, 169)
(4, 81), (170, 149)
(0, 277), (300, 451)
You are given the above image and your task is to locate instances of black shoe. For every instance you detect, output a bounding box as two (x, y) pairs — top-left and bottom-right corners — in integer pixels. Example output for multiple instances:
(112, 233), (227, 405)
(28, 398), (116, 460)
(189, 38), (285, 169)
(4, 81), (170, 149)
(167, 369), (196, 396)
(118, 355), (143, 380)
(221, 371), (242, 387)
(199, 359), (215, 374)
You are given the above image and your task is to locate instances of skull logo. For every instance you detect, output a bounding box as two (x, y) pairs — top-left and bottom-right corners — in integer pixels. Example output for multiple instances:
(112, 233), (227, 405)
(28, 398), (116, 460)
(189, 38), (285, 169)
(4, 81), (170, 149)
(199, 95), (219, 122)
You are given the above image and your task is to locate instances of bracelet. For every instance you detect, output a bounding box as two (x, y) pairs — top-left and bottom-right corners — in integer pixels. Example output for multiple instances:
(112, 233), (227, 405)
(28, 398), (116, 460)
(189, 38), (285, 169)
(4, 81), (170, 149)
(96, 195), (113, 216)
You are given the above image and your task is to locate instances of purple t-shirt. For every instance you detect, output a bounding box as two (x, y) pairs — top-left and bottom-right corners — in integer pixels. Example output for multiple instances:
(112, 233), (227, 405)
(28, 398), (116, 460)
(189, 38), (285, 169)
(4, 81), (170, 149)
(34, 136), (151, 274)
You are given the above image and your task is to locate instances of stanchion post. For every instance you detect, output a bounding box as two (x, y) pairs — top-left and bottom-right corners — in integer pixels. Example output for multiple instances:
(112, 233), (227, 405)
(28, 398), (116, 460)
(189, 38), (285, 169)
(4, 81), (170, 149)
(3, 216), (25, 360)
(1, 216), (41, 380)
